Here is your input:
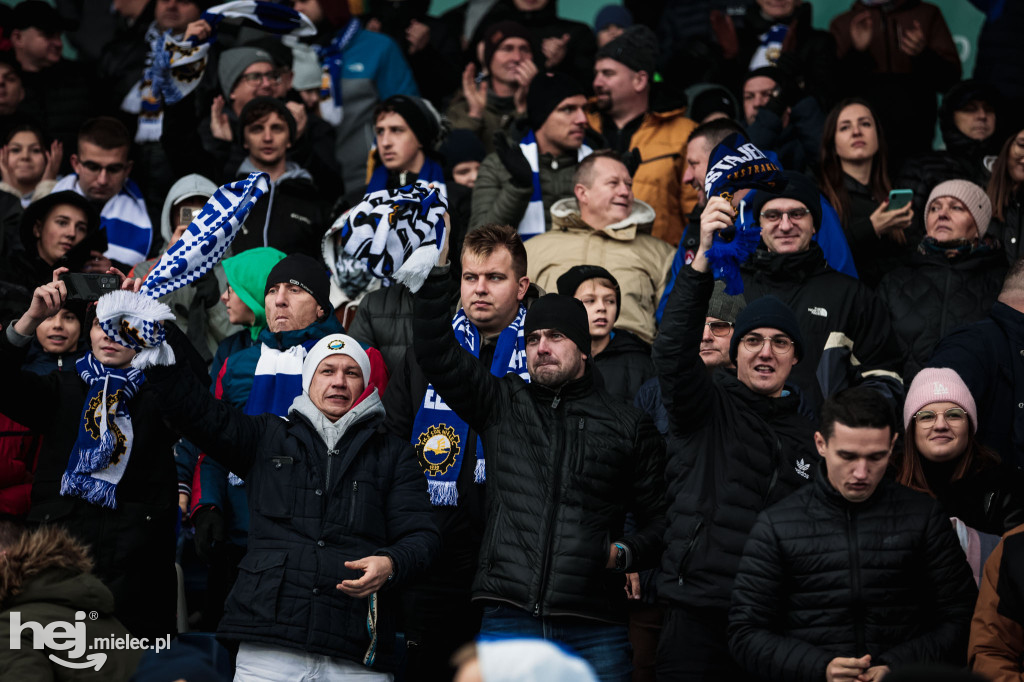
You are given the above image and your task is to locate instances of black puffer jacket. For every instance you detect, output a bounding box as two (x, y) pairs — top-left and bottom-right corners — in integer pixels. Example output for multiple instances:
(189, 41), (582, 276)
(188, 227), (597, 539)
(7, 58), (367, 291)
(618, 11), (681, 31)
(990, 191), (1023, 266)
(729, 467), (978, 681)
(653, 266), (817, 611)
(413, 267), (667, 623)
(148, 358), (439, 671)
(878, 246), (1006, 381)
(839, 174), (913, 289)
(594, 329), (655, 405)
(741, 243), (904, 411)
(230, 163), (326, 260)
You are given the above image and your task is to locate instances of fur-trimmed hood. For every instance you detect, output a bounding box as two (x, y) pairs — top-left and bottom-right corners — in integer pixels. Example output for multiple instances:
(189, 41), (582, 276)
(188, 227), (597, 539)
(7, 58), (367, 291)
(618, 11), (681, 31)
(0, 526), (93, 605)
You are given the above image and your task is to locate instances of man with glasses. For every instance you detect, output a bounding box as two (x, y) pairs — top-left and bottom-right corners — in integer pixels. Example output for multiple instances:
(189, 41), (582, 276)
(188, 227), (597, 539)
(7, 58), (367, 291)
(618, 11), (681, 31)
(722, 170), (903, 412)
(52, 116), (152, 269)
(652, 203), (818, 679)
(729, 386), (976, 680)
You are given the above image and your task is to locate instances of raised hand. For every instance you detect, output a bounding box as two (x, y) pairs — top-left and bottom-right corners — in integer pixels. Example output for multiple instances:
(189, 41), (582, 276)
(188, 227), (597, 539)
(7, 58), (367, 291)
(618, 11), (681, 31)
(43, 139), (63, 181)
(850, 11), (873, 52)
(210, 95), (233, 142)
(461, 63), (488, 119)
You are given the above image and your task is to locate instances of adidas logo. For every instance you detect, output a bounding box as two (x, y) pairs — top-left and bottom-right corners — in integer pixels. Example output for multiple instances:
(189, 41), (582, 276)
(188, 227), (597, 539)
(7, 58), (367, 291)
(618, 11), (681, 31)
(807, 307), (827, 317)
(932, 382), (950, 396)
(794, 458), (810, 479)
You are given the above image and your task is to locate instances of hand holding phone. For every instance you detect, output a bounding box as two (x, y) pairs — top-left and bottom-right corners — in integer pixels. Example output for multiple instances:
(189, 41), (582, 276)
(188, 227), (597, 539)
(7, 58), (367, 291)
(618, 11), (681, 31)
(886, 189), (913, 212)
(60, 272), (120, 302)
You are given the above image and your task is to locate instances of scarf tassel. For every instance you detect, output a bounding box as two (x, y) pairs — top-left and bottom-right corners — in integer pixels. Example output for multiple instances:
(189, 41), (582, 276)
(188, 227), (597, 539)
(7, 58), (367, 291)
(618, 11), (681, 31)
(427, 480), (459, 507)
(705, 225), (762, 295)
(473, 458), (485, 484)
(60, 472), (119, 509)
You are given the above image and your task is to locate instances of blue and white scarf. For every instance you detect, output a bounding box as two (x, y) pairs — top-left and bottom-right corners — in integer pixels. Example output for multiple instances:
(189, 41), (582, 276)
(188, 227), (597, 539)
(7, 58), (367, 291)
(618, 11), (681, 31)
(365, 155), (447, 196)
(749, 23), (788, 70)
(97, 172), (270, 369)
(517, 130), (592, 239)
(331, 182), (447, 295)
(703, 133), (785, 294)
(144, 1), (316, 110)
(411, 305), (529, 506)
(314, 18), (361, 126)
(61, 353), (146, 509)
(53, 175), (153, 267)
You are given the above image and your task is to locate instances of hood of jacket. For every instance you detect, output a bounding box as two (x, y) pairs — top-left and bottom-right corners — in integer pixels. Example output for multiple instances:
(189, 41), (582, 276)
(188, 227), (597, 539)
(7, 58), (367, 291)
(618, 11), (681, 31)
(549, 196), (656, 239)
(159, 173), (218, 246)
(0, 526), (96, 606)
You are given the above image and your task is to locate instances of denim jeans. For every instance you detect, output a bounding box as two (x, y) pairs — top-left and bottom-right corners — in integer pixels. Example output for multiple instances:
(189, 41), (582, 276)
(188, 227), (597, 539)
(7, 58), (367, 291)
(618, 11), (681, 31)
(479, 603), (632, 682)
(234, 642), (394, 681)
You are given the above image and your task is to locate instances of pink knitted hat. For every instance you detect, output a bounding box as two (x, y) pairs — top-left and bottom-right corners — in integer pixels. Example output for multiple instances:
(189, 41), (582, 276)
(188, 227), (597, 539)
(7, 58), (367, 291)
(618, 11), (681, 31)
(925, 179), (992, 238)
(903, 367), (978, 432)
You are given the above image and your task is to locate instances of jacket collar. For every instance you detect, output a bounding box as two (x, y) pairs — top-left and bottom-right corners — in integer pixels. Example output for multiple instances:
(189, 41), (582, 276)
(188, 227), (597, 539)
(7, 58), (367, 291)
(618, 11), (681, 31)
(527, 366), (595, 406)
(745, 241), (830, 281)
(549, 197), (656, 238)
(258, 314), (343, 351)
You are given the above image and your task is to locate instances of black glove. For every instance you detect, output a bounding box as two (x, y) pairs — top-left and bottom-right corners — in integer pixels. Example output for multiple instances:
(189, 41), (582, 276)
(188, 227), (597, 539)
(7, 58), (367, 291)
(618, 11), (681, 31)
(621, 148), (642, 178)
(192, 506), (226, 565)
(493, 133), (534, 188)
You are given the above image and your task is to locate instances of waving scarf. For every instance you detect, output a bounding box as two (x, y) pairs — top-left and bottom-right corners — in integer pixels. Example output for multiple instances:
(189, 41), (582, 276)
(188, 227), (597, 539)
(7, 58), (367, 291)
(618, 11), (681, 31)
(144, 1), (316, 114)
(411, 305), (529, 506)
(703, 133), (785, 294)
(517, 130), (592, 239)
(97, 173), (269, 369)
(61, 354), (146, 509)
(330, 182), (447, 295)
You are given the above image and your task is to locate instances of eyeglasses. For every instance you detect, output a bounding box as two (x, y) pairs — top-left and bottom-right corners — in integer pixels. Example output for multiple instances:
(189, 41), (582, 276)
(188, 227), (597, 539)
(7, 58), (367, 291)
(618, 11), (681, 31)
(240, 70), (281, 85)
(79, 160), (127, 175)
(705, 321), (734, 337)
(914, 407), (967, 427)
(760, 208), (810, 224)
(740, 334), (795, 355)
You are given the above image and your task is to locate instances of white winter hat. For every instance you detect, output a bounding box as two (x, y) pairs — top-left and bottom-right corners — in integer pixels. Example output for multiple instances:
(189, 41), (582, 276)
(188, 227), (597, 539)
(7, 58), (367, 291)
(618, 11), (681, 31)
(302, 334), (370, 393)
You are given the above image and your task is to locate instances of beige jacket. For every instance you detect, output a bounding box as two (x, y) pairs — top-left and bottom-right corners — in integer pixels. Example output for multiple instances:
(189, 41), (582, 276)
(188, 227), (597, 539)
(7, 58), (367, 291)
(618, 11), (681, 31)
(526, 198), (673, 344)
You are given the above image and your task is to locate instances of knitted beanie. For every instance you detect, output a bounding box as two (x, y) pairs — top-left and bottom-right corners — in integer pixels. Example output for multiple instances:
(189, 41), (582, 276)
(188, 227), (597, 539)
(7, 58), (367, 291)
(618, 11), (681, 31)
(264, 253), (331, 314)
(302, 334), (371, 394)
(527, 72), (585, 132)
(482, 21), (532, 72)
(524, 294), (591, 357)
(751, 171), (822, 229)
(925, 179), (992, 238)
(556, 265), (620, 320)
(218, 47), (275, 99)
(707, 280), (746, 323)
(903, 367), (978, 432)
(379, 95), (445, 151)
(222, 247), (287, 336)
(594, 5), (632, 32)
(595, 25), (658, 76)
(729, 295), (804, 361)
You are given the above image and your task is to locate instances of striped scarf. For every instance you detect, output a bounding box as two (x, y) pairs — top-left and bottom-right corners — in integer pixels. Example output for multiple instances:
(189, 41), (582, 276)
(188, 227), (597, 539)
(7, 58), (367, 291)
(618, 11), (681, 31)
(97, 173), (270, 369)
(61, 353), (146, 509)
(517, 130), (592, 239)
(53, 175), (153, 267)
(314, 18), (362, 126)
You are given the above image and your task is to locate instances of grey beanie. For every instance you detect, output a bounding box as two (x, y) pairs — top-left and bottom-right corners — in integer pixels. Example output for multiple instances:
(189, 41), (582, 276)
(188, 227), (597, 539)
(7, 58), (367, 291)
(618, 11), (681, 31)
(219, 47), (275, 99)
(291, 44), (322, 91)
(707, 280), (746, 323)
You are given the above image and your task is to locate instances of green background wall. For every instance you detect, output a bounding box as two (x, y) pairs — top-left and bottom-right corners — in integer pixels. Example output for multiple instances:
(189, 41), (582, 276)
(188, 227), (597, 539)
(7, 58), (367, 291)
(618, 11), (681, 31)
(428, 0), (987, 78)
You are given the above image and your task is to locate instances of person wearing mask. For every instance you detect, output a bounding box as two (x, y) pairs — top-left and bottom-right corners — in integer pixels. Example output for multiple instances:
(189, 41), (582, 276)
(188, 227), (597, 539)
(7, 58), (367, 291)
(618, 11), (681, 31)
(819, 98), (912, 288)
(878, 180), (1006, 381)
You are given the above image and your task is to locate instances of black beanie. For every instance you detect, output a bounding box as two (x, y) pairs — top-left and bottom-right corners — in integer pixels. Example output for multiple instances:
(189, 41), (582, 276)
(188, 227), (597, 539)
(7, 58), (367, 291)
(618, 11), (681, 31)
(440, 129), (486, 175)
(527, 72), (585, 132)
(482, 21), (533, 72)
(556, 265), (620, 321)
(729, 295), (804, 362)
(595, 25), (659, 77)
(379, 94), (444, 151)
(524, 294), (591, 357)
(264, 254), (331, 314)
(750, 171), (822, 230)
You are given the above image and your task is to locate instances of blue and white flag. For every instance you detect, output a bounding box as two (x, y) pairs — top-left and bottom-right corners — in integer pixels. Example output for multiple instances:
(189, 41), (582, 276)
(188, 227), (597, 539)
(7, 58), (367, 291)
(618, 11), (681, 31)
(703, 133), (785, 294)
(517, 130), (592, 239)
(97, 172), (270, 369)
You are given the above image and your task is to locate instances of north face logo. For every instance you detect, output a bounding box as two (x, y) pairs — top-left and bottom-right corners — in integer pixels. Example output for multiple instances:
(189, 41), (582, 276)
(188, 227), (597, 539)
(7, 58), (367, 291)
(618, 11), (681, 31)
(794, 459), (810, 479)
(932, 382), (950, 396)
(807, 307), (827, 317)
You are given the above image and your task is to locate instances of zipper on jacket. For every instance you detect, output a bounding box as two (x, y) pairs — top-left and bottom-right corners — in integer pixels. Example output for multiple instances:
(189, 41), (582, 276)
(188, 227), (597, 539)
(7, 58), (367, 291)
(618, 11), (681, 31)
(326, 448), (338, 489)
(761, 437), (783, 506)
(574, 417), (585, 474)
(533, 402), (568, 617)
(846, 507), (866, 653)
(349, 481), (358, 522)
(551, 386), (563, 409)
(677, 516), (704, 586)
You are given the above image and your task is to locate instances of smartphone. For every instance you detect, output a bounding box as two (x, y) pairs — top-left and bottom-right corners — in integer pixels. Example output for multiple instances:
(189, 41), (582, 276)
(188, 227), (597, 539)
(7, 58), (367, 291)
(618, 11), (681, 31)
(61, 272), (119, 302)
(887, 189), (913, 211)
(179, 206), (200, 226)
